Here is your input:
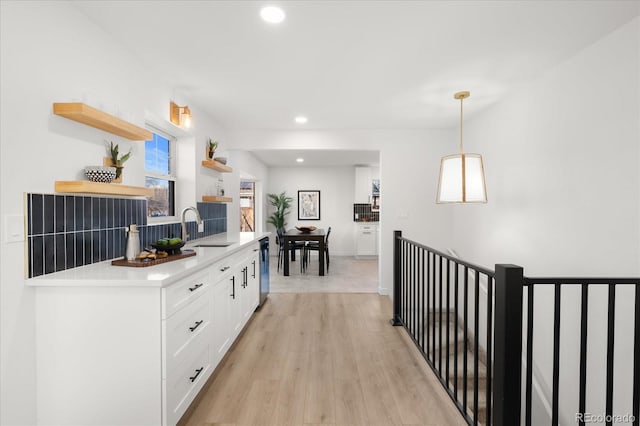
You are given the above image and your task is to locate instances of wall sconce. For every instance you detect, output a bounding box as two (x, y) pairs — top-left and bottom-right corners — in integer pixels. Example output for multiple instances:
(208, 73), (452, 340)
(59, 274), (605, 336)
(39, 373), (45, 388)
(436, 91), (488, 204)
(170, 101), (192, 128)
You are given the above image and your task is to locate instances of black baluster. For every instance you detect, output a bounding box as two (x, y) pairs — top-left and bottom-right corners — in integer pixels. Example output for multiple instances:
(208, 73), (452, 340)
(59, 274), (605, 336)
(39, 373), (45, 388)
(633, 283), (639, 426)
(486, 275), (494, 425)
(552, 283), (561, 426)
(578, 283), (589, 426)
(454, 262), (459, 401)
(605, 283), (616, 426)
(474, 270), (479, 425)
(525, 284), (534, 426)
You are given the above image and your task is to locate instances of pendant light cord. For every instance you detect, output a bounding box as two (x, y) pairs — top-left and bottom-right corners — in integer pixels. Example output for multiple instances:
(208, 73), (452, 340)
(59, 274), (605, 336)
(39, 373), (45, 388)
(459, 96), (464, 154)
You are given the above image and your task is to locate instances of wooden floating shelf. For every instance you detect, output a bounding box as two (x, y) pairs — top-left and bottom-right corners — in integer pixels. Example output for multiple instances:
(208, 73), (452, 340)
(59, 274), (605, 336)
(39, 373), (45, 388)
(202, 196), (233, 203)
(53, 102), (153, 141)
(55, 181), (153, 197)
(201, 160), (233, 173)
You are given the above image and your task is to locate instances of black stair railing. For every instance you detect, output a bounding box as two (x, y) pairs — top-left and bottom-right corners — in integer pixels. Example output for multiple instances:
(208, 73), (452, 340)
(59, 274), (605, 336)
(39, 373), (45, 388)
(391, 230), (640, 426)
(391, 230), (497, 425)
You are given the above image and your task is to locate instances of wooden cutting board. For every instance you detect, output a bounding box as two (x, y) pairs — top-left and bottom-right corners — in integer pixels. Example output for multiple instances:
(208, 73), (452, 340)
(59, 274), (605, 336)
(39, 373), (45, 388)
(111, 250), (196, 267)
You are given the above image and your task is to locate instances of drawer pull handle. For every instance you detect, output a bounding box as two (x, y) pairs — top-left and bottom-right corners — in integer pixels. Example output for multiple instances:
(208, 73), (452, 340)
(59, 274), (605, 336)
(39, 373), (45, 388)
(189, 367), (204, 382)
(363, 231), (372, 234)
(189, 320), (204, 332)
(253, 248), (259, 252)
(252, 260), (256, 278)
(188, 283), (203, 292)
(220, 266), (230, 272)
(231, 276), (235, 299)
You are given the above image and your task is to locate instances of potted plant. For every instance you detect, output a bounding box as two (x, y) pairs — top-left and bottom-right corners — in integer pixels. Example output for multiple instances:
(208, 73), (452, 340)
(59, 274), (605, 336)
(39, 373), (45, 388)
(105, 141), (132, 183)
(266, 191), (293, 231)
(206, 138), (219, 160)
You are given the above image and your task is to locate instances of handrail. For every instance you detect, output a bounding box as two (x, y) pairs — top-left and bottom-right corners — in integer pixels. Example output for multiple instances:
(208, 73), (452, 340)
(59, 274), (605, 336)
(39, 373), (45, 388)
(525, 277), (639, 285)
(397, 235), (495, 277)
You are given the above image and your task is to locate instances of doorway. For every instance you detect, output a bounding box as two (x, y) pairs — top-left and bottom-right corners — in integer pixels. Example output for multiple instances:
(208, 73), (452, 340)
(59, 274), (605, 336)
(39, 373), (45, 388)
(240, 180), (255, 232)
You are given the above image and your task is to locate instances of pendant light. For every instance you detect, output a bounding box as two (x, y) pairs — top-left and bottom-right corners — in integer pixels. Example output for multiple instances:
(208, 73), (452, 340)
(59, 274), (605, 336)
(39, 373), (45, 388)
(436, 91), (487, 204)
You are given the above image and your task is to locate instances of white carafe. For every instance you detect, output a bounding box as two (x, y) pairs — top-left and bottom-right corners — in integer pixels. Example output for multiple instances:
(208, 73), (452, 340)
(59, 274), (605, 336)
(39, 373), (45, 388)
(125, 224), (141, 261)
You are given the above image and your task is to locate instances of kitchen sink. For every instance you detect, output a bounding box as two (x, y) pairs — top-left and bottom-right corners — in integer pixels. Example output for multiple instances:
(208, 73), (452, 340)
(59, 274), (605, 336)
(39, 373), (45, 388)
(193, 242), (234, 247)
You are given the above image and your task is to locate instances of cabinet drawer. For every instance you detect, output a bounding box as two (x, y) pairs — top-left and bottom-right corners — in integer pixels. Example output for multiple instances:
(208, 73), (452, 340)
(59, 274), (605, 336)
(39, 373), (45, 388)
(163, 290), (212, 378)
(210, 254), (241, 282)
(164, 343), (211, 426)
(163, 270), (210, 319)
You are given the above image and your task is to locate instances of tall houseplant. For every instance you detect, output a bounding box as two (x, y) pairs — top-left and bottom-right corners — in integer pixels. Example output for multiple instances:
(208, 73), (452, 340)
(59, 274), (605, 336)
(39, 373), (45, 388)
(266, 191), (293, 230)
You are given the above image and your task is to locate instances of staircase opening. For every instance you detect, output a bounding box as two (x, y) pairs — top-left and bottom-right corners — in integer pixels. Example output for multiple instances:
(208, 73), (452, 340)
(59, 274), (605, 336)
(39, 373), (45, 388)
(391, 230), (640, 426)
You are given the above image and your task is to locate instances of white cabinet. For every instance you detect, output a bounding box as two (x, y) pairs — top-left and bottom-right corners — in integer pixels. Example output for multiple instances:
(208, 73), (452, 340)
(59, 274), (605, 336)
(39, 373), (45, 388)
(34, 239), (263, 426)
(240, 249), (260, 324)
(227, 245), (260, 340)
(354, 166), (372, 203)
(211, 275), (233, 366)
(162, 281), (213, 426)
(356, 223), (379, 257)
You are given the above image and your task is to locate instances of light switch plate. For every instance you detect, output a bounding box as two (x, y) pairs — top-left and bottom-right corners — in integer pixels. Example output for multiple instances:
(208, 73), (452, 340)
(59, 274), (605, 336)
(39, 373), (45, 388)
(4, 214), (25, 243)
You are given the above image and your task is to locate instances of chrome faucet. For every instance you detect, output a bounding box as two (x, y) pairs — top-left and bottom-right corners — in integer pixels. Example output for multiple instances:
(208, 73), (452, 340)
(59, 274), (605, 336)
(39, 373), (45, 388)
(181, 206), (203, 242)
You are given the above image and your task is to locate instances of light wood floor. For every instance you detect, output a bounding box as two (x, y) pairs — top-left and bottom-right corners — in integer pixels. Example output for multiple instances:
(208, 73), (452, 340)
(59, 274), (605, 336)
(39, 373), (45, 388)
(270, 255), (379, 293)
(180, 293), (466, 426)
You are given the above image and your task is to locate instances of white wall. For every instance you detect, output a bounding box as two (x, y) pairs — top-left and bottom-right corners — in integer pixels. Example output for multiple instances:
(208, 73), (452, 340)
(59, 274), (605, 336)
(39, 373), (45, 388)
(222, 150), (269, 235)
(0, 3), (232, 423)
(452, 17), (640, 424)
(267, 166), (356, 256)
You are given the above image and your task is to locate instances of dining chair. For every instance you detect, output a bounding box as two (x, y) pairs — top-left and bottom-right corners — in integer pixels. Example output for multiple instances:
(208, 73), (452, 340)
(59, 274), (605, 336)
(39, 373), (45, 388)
(276, 227), (305, 273)
(302, 226), (331, 272)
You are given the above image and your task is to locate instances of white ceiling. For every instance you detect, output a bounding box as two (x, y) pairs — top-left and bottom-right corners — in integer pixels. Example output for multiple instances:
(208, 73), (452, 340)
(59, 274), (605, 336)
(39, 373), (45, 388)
(72, 0), (639, 131)
(251, 149), (379, 167)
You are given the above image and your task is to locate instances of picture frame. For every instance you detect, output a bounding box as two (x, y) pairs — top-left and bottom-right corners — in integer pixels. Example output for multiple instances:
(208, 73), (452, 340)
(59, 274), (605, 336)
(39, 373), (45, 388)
(298, 190), (321, 220)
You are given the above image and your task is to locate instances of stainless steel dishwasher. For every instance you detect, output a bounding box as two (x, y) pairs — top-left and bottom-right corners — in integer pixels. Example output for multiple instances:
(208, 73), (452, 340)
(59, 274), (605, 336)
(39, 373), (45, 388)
(258, 236), (270, 307)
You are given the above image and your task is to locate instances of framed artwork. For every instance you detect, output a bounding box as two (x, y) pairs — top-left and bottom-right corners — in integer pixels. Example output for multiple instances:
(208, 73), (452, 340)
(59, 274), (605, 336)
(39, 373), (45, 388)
(298, 190), (321, 220)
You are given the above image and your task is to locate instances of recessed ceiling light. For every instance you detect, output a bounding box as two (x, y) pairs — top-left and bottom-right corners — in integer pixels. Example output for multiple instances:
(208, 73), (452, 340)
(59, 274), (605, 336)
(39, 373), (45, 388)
(296, 158), (304, 163)
(260, 6), (285, 24)
(295, 116), (308, 124)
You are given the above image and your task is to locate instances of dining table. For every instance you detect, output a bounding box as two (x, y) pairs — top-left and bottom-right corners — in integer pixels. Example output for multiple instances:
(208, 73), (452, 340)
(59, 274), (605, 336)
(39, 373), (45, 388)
(282, 228), (326, 276)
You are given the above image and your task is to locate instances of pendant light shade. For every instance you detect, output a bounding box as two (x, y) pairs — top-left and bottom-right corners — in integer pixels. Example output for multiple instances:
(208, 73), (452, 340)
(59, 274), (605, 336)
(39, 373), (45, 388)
(436, 91), (487, 204)
(437, 153), (487, 203)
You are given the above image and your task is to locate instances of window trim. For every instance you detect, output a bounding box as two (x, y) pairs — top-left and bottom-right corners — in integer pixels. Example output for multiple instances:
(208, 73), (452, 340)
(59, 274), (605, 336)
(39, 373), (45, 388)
(145, 124), (178, 223)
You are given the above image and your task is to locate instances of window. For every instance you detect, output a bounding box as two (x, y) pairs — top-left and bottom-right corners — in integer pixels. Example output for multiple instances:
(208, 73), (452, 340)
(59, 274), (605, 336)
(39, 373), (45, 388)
(240, 181), (255, 232)
(145, 131), (176, 218)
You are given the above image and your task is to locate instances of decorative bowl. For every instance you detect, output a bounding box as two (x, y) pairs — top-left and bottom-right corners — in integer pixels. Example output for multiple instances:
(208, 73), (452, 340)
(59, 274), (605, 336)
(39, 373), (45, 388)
(85, 166), (117, 183)
(214, 157), (227, 165)
(150, 241), (185, 255)
(295, 226), (317, 233)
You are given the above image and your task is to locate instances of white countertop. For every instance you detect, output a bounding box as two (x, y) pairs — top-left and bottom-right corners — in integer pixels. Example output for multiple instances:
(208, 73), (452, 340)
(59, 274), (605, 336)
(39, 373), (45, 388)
(26, 232), (271, 288)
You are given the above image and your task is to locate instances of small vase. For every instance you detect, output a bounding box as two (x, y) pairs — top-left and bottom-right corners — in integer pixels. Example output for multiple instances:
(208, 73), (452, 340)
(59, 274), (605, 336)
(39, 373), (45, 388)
(206, 147), (215, 160)
(103, 157), (123, 184)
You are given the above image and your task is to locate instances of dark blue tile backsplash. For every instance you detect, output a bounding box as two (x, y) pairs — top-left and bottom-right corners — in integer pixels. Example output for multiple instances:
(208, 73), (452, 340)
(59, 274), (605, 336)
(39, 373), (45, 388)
(26, 194), (227, 278)
(353, 203), (379, 222)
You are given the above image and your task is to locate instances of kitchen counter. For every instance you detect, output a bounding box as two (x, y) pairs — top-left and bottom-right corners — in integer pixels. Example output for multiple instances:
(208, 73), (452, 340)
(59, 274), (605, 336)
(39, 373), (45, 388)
(26, 231), (270, 288)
